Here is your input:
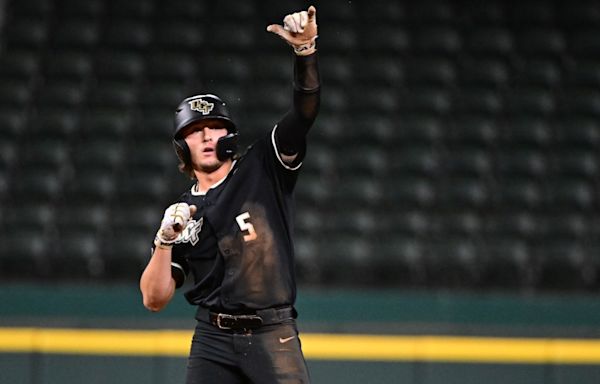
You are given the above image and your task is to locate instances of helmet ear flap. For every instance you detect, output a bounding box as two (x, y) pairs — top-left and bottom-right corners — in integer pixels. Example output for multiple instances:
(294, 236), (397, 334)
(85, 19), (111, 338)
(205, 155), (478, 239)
(216, 132), (239, 161)
(173, 138), (191, 165)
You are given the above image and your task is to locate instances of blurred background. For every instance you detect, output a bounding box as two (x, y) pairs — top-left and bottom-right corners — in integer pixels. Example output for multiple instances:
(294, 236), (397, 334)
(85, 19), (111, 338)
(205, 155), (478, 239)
(1, 0), (600, 383)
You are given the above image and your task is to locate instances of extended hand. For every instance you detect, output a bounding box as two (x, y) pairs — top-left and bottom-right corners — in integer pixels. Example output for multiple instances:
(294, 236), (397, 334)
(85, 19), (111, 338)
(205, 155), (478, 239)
(267, 6), (318, 56)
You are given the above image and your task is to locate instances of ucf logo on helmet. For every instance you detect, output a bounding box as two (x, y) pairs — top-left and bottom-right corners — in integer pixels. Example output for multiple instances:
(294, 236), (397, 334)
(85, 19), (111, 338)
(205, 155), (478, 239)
(188, 99), (214, 115)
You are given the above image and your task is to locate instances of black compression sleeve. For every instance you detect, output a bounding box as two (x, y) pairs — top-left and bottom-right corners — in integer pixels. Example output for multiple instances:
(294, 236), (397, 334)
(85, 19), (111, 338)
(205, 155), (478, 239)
(276, 52), (321, 157)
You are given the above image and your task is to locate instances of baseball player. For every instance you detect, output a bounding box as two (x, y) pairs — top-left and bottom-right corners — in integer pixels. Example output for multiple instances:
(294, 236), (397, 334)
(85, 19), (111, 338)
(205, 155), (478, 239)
(140, 6), (320, 384)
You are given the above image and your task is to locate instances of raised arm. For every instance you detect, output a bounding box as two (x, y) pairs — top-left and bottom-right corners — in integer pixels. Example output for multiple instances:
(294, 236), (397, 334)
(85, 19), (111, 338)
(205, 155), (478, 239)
(267, 6), (321, 163)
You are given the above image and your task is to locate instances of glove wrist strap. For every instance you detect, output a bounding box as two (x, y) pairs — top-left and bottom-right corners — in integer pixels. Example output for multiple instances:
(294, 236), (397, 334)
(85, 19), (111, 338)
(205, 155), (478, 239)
(154, 235), (174, 250)
(293, 40), (317, 56)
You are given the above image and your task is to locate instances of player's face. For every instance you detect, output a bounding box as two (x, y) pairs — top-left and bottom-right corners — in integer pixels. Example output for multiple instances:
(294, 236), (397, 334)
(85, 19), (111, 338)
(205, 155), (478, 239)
(182, 120), (230, 173)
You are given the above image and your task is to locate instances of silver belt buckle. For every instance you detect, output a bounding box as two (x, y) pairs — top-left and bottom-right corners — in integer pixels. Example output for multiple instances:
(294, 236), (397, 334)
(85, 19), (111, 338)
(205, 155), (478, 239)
(216, 313), (234, 329)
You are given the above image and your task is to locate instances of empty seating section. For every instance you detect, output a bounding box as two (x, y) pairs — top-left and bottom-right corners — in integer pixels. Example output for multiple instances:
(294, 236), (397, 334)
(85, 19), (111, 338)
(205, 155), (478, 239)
(0, 0), (599, 292)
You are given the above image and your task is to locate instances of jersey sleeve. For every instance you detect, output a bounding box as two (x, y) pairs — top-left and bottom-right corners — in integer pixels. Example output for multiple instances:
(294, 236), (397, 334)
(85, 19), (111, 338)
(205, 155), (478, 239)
(272, 52), (320, 167)
(170, 249), (189, 289)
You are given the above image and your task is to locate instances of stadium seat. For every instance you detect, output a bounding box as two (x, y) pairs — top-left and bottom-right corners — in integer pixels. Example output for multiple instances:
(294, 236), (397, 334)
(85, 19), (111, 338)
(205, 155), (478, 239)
(0, 80), (33, 107)
(52, 230), (104, 279)
(361, 0), (406, 21)
(447, 116), (498, 147)
(430, 210), (482, 238)
(154, 21), (205, 52)
(63, 170), (117, 203)
(8, 0), (53, 17)
(146, 53), (196, 83)
(109, 203), (165, 235)
(0, 109), (26, 139)
(399, 86), (451, 114)
(465, 27), (513, 55)
(565, 60), (600, 88)
(55, 203), (110, 234)
(55, 0), (104, 17)
(384, 177), (436, 209)
(499, 117), (552, 148)
(19, 139), (71, 172)
(35, 80), (86, 109)
(553, 117), (600, 148)
(371, 236), (426, 286)
(484, 210), (538, 239)
(380, 209), (430, 237)
(557, 87), (600, 115)
(404, 57), (456, 86)
(94, 52), (145, 81)
(155, 0), (206, 21)
(4, 18), (49, 49)
(538, 213), (588, 241)
(87, 82), (138, 109)
(337, 146), (387, 177)
(516, 28), (566, 56)
(423, 239), (480, 288)
(79, 111), (131, 140)
(441, 148), (492, 177)
(513, 57), (562, 87)
(509, 1), (555, 24)
(10, 169), (64, 204)
(116, 171), (174, 206)
(318, 236), (373, 285)
(360, 26), (410, 54)
(412, 26), (462, 55)
(353, 56), (402, 86)
(479, 239), (533, 289)
(551, 150), (598, 178)
(457, 57), (509, 87)
(389, 146), (439, 176)
(327, 177), (383, 208)
(496, 148), (547, 179)
(44, 51), (93, 81)
(208, 23), (255, 51)
(493, 179), (543, 209)
(452, 87), (502, 115)
(535, 241), (592, 291)
(437, 177), (489, 209)
(0, 50), (39, 80)
(0, 228), (50, 278)
(101, 21), (152, 50)
(52, 20), (100, 49)
(0, 141), (17, 172)
(72, 139), (124, 172)
(544, 178), (594, 210)
(102, 231), (152, 280)
(504, 86), (555, 115)
(107, 0), (156, 19)
(128, 140), (177, 173)
(321, 208), (377, 237)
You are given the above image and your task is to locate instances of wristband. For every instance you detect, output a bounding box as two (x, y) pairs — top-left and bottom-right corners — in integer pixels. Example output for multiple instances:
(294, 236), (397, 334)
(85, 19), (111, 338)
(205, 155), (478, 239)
(293, 40), (317, 56)
(154, 235), (174, 250)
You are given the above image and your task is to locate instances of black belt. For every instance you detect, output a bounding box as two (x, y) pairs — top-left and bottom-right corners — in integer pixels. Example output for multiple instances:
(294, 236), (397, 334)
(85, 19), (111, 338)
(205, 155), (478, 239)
(196, 306), (296, 330)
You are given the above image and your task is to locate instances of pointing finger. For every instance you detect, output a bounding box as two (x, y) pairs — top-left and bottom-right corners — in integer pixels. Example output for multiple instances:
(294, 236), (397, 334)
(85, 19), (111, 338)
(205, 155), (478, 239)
(307, 5), (316, 21)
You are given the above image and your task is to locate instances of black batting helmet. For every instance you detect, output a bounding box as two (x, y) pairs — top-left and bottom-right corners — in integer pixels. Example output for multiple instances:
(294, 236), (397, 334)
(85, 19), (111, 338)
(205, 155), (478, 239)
(173, 94), (239, 164)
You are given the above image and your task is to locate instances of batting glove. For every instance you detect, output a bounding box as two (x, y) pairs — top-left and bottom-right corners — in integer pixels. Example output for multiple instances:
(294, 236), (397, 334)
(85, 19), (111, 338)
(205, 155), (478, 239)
(267, 6), (318, 56)
(154, 203), (197, 249)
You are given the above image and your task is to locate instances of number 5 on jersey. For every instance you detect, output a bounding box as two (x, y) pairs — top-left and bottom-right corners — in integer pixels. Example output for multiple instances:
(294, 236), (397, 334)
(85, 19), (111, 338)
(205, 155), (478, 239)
(236, 212), (257, 242)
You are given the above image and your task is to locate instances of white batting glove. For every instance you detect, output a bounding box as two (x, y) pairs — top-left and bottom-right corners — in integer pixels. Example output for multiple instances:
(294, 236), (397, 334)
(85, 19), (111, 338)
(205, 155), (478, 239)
(267, 6), (318, 56)
(154, 203), (197, 249)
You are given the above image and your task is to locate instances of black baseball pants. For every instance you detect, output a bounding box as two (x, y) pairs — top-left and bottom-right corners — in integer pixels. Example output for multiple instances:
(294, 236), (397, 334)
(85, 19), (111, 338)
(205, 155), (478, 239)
(185, 319), (310, 384)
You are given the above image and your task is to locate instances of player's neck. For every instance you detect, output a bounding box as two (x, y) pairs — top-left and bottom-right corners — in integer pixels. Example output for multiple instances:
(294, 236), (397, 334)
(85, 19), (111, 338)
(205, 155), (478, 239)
(194, 160), (233, 194)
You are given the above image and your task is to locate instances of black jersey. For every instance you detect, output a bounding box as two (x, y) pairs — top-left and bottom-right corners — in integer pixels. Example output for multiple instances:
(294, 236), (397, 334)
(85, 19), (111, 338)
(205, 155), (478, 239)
(168, 127), (303, 313)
